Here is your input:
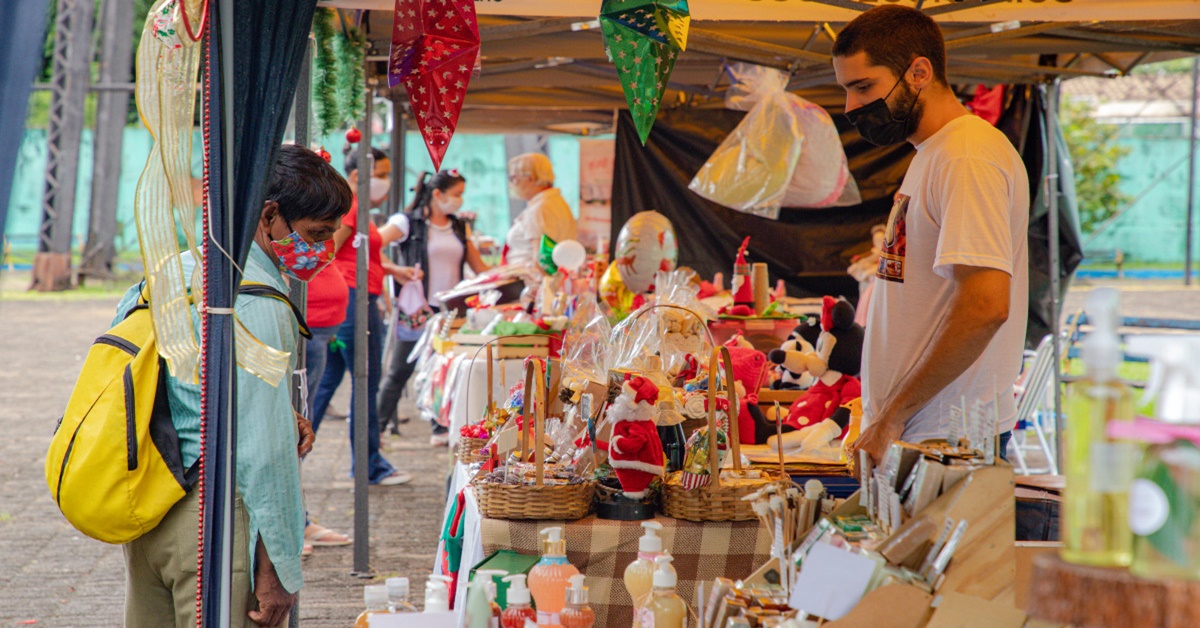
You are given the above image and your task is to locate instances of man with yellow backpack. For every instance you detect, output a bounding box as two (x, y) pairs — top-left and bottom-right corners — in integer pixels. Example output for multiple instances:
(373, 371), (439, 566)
(48, 145), (351, 627)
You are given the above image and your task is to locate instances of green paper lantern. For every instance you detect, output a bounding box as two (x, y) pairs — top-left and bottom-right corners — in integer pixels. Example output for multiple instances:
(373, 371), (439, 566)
(600, 0), (690, 145)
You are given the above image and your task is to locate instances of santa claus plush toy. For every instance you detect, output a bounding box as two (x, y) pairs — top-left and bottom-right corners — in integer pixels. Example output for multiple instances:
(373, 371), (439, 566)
(606, 376), (666, 500)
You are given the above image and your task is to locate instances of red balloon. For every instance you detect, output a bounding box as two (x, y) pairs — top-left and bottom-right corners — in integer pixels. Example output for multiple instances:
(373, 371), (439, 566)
(346, 128), (362, 143)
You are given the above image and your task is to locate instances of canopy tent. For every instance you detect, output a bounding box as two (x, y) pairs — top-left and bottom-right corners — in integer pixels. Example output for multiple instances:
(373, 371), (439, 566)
(319, 0), (1200, 133)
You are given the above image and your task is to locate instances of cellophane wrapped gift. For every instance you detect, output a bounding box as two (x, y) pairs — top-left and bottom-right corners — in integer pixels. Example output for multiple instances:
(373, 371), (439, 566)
(689, 63), (860, 219)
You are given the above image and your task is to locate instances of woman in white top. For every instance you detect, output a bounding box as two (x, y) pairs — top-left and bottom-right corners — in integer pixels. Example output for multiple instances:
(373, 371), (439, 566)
(503, 152), (578, 266)
(378, 169), (488, 442)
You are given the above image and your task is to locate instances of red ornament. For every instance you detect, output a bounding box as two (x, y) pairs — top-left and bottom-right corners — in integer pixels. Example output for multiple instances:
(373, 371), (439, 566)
(318, 148), (332, 162)
(387, 0), (480, 170)
(345, 128), (362, 144)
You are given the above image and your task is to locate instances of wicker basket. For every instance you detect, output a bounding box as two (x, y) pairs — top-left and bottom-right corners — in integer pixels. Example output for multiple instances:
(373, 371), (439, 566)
(455, 437), (491, 465)
(661, 347), (782, 522)
(455, 343), (500, 466)
(471, 358), (596, 520)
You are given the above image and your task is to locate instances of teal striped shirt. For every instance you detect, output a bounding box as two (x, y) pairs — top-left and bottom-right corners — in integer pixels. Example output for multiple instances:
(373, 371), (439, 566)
(113, 245), (305, 593)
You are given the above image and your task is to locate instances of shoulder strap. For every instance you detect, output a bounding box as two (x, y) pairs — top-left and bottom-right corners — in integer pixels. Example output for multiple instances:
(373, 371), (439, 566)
(238, 282), (313, 340)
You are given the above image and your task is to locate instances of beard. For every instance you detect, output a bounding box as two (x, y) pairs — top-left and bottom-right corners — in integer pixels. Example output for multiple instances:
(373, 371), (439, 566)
(891, 80), (924, 138)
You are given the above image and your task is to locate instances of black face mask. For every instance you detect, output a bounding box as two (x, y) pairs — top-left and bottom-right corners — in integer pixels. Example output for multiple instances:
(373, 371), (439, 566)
(845, 74), (922, 146)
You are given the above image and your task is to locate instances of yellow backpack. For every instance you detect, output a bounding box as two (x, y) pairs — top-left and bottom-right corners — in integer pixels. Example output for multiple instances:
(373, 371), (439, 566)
(45, 282), (309, 544)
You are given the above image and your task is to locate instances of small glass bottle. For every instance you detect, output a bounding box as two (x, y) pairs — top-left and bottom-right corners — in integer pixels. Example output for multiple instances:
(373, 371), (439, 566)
(355, 585), (391, 628)
(560, 574), (595, 628)
(386, 577), (418, 613)
(425, 575), (452, 613)
(500, 574), (538, 628)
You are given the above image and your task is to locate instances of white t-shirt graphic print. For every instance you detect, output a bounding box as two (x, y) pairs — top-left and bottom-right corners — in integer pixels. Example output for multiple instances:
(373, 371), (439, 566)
(861, 114), (1030, 444)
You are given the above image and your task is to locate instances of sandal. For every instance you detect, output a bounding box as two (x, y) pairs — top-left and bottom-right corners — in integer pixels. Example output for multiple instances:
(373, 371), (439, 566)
(305, 523), (352, 546)
(301, 542), (314, 557)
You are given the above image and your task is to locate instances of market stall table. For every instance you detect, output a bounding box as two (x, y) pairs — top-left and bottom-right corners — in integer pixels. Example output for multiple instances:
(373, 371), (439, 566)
(438, 355), (532, 447)
(436, 464), (772, 627)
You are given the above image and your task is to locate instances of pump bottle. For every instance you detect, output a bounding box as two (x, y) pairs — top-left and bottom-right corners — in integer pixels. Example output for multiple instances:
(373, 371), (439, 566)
(466, 576), (494, 628)
(560, 574), (595, 628)
(501, 574), (537, 628)
(425, 575), (453, 613)
(528, 527), (580, 627)
(624, 521), (665, 613)
(644, 555), (687, 628)
(475, 569), (509, 627)
(355, 584), (392, 628)
(386, 577), (418, 613)
(1062, 288), (1136, 567)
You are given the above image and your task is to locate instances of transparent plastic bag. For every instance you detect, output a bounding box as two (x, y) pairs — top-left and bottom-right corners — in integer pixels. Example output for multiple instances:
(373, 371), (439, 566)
(688, 88), (801, 220)
(560, 306), (614, 396)
(690, 63), (860, 218)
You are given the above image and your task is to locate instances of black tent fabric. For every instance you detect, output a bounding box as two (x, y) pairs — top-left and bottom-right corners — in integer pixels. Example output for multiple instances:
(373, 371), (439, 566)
(200, 0), (318, 623)
(611, 107), (912, 301)
(610, 89), (1083, 348)
(0, 0), (49, 243)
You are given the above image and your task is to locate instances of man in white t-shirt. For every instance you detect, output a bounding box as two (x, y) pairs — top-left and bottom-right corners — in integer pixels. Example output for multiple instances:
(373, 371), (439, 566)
(832, 6), (1030, 463)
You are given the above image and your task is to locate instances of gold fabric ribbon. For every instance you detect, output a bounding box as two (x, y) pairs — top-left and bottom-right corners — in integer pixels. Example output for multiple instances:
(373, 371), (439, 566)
(134, 0), (289, 386)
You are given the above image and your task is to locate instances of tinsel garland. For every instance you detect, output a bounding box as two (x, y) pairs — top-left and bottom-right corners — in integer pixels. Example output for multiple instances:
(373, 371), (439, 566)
(311, 8), (340, 139)
(334, 23), (366, 127)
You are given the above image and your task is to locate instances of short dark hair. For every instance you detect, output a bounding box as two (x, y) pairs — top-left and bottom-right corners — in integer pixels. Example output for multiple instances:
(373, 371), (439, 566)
(832, 6), (948, 86)
(406, 169), (468, 217)
(343, 146), (389, 176)
(265, 144), (353, 223)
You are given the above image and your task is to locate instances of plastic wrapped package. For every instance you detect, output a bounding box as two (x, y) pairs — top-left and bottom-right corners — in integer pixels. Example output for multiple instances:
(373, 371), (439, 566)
(559, 309), (614, 398)
(689, 63), (860, 219)
(652, 270), (715, 377)
(610, 304), (665, 373)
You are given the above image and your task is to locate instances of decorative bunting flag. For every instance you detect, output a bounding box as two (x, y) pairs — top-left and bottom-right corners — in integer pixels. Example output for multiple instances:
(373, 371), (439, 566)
(388, 0), (480, 170)
(599, 0), (690, 145)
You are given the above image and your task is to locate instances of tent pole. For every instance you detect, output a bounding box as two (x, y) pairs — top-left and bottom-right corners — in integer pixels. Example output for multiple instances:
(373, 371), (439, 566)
(287, 37), (312, 628)
(352, 72), (374, 578)
(1044, 80), (1065, 474)
(1185, 57), (1198, 287)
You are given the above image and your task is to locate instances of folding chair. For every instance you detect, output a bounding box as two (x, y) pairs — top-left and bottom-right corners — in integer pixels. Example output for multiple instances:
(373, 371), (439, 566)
(1010, 334), (1060, 475)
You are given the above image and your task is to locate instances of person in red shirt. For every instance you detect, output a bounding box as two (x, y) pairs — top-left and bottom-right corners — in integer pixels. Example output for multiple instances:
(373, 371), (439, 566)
(310, 147), (421, 486)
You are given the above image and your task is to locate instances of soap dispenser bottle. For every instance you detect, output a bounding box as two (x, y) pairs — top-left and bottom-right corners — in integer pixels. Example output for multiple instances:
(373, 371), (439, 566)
(560, 574), (595, 628)
(500, 574), (537, 628)
(624, 521), (665, 613)
(528, 527), (580, 627)
(475, 569), (508, 627)
(1062, 287), (1136, 567)
(424, 575), (453, 613)
(645, 555), (687, 628)
(355, 584), (392, 628)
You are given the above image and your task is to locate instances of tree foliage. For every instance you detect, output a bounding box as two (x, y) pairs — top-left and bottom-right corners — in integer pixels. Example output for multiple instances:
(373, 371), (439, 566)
(1061, 98), (1132, 235)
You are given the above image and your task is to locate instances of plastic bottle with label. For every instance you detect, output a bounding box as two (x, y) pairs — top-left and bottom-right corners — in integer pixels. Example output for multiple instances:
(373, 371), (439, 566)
(624, 521), (665, 613)
(355, 584), (393, 628)
(528, 527), (580, 627)
(1061, 288), (1135, 567)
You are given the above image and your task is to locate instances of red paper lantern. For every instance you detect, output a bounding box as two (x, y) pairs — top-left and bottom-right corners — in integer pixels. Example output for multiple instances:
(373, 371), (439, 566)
(387, 0), (480, 170)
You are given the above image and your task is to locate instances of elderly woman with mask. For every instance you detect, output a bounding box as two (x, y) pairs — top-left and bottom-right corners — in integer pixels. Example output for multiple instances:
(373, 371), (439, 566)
(502, 152), (578, 267)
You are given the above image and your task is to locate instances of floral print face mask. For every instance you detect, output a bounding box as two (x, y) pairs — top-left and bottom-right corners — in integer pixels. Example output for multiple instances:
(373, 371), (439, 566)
(270, 230), (336, 282)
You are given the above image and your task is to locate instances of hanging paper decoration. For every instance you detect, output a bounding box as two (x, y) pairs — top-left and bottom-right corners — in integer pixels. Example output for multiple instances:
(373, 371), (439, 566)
(599, 0), (690, 145)
(388, 0), (480, 170)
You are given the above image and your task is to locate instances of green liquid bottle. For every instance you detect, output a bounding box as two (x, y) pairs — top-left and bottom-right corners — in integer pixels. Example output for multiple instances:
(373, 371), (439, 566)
(1061, 288), (1136, 567)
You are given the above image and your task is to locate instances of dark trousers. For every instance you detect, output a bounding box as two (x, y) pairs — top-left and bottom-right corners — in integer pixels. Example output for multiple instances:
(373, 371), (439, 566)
(377, 338), (419, 430)
(310, 290), (396, 483)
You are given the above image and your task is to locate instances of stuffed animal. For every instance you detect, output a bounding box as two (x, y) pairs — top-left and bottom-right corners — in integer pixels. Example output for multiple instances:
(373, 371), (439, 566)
(721, 337), (771, 445)
(754, 296), (863, 446)
(606, 376), (666, 500)
(770, 322), (820, 390)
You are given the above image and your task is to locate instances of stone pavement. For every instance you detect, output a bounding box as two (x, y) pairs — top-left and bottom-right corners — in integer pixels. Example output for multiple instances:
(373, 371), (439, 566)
(0, 279), (1198, 626)
(0, 294), (451, 626)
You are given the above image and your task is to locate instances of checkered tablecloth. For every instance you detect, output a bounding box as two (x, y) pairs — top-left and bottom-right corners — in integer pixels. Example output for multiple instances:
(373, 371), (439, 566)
(480, 510), (772, 627)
